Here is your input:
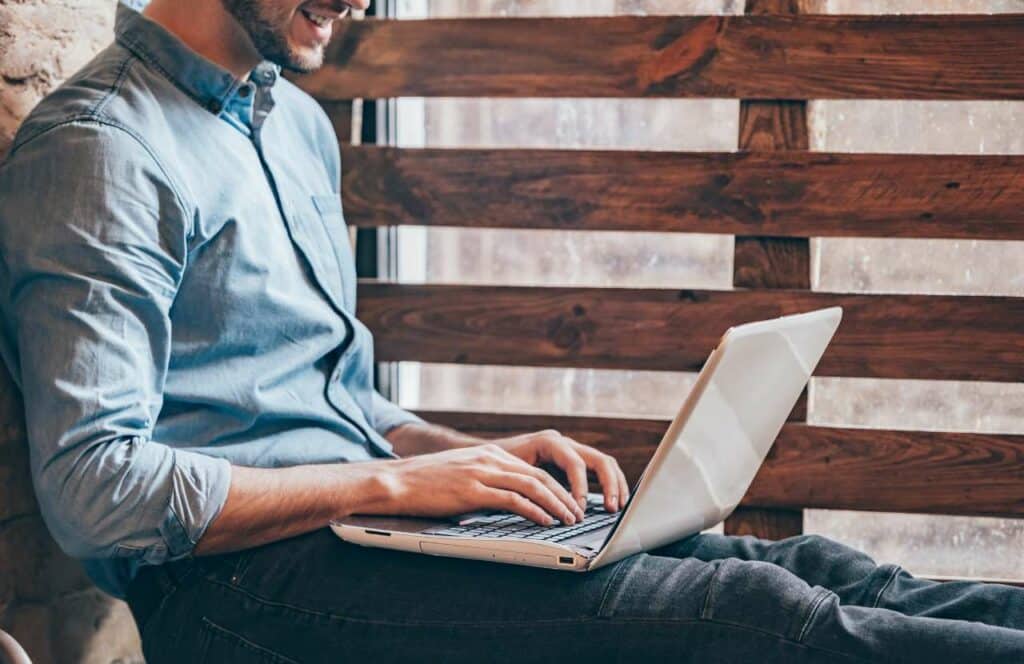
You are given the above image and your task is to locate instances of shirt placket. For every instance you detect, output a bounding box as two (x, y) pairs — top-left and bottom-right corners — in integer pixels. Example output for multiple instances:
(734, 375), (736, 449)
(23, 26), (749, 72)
(245, 69), (394, 459)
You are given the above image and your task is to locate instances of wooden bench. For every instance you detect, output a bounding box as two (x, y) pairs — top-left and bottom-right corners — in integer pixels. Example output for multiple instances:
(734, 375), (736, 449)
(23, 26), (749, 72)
(292, 1), (1024, 563)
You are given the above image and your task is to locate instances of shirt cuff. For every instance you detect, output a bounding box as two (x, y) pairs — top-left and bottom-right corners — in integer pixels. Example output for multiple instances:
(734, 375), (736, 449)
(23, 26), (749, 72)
(159, 449), (232, 560)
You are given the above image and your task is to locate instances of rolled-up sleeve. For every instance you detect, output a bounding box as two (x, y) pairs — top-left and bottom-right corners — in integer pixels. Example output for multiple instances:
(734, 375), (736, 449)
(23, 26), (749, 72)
(0, 121), (230, 564)
(369, 388), (424, 438)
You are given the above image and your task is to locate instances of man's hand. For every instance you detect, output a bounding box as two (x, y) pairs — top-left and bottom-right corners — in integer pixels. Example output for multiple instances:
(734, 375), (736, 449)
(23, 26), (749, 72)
(383, 422), (631, 523)
(378, 444), (586, 526)
(491, 430), (631, 514)
(195, 426), (631, 555)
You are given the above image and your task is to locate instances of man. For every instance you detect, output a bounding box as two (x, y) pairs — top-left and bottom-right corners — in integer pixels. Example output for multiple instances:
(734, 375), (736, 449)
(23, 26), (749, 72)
(0, 1), (1021, 661)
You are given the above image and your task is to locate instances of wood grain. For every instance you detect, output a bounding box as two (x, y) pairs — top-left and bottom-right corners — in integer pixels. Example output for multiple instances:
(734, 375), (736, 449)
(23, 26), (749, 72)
(737, 100), (809, 152)
(295, 15), (1024, 100)
(421, 411), (1024, 518)
(338, 146), (1024, 240)
(721, 507), (804, 539)
(733, 237), (812, 289)
(356, 282), (1024, 383)
(316, 99), (355, 144)
(727, 4), (809, 540)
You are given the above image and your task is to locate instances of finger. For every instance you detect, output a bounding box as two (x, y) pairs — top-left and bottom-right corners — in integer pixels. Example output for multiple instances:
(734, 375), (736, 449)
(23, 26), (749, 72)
(579, 448), (622, 512)
(478, 485), (558, 526)
(548, 442), (590, 513)
(493, 452), (583, 521)
(483, 470), (578, 525)
(610, 459), (626, 506)
(615, 459), (631, 507)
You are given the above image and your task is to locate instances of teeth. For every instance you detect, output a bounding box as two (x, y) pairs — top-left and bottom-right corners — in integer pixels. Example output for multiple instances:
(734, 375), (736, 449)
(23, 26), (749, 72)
(303, 10), (331, 27)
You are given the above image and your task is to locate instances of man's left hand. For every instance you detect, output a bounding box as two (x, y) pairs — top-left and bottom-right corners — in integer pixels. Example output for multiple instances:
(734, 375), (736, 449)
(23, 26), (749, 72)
(490, 429), (630, 513)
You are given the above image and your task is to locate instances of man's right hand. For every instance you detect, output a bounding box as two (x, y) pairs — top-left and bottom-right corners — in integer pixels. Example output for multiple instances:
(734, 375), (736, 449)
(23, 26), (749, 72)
(375, 444), (587, 526)
(195, 442), (587, 557)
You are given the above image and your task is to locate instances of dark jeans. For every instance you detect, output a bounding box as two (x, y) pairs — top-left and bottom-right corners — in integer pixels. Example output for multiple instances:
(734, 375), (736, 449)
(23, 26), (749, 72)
(129, 529), (1024, 663)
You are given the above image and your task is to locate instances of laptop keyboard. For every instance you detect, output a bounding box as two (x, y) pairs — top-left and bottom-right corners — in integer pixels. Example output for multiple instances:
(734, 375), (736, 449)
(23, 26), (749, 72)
(424, 499), (618, 543)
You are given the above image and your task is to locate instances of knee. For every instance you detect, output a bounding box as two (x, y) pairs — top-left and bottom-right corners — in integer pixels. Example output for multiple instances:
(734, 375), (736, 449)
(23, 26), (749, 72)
(791, 534), (877, 570)
(702, 558), (834, 643)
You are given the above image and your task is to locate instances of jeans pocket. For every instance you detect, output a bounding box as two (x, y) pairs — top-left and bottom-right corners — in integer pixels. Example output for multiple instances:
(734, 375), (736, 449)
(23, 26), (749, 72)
(702, 557), (834, 643)
(199, 616), (299, 664)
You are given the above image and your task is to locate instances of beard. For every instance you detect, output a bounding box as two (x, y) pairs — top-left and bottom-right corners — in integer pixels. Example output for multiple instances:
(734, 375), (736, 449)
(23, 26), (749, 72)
(220, 0), (326, 73)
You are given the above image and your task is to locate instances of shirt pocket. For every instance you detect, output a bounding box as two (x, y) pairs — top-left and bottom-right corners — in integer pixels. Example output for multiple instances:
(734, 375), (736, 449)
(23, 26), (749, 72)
(310, 193), (357, 312)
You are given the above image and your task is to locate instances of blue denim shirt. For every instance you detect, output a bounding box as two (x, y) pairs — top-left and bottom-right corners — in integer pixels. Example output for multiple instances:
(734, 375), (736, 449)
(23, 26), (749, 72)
(0, 4), (421, 598)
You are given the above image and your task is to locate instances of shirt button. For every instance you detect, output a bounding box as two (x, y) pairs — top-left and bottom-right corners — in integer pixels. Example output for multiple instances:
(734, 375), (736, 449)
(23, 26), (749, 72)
(238, 85), (252, 98)
(207, 99), (223, 114)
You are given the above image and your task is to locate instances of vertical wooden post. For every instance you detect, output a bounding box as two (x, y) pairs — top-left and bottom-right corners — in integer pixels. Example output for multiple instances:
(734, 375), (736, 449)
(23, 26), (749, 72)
(723, 0), (810, 540)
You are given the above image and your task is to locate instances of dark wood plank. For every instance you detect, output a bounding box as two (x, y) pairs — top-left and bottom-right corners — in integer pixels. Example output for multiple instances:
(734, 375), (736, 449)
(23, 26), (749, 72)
(317, 99), (355, 143)
(744, 0), (810, 16)
(733, 101), (810, 293)
(419, 411), (1024, 518)
(356, 283), (1024, 383)
(426, 411), (666, 485)
(738, 100), (810, 152)
(723, 507), (803, 539)
(727, 0), (809, 539)
(734, 236), (812, 289)
(339, 147), (1024, 240)
(295, 15), (1024, 100)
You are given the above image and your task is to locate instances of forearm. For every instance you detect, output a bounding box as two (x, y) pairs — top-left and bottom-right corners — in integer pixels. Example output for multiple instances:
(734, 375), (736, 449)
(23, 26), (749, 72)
(193, 461), (396, 556)
(385, 421), (486, 456)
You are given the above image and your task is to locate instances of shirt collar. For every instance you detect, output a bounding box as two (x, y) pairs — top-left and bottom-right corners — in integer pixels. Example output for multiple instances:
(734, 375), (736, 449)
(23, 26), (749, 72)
(114, 3), (281, 116)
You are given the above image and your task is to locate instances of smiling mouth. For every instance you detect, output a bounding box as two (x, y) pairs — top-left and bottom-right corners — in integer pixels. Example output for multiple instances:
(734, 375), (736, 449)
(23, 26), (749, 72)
(299, 4), (351, 28)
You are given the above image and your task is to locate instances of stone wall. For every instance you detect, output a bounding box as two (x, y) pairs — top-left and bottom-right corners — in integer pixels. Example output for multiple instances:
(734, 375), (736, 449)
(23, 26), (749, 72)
(0, 1), (143, 661)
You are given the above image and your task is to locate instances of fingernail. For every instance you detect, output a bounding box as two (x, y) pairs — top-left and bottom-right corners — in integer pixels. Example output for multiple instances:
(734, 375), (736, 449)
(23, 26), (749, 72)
(577, 496), (586, 510)
(565, 513), (576, 525)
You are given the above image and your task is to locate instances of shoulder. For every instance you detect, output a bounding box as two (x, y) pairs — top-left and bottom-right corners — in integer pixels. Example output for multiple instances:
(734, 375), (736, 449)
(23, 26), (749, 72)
(11, 41), (139, 154)
(0, 117), (193, 257)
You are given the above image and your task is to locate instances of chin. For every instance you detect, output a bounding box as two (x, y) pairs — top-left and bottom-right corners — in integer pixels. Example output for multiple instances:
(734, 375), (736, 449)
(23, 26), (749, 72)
(275, 45), (326, 74)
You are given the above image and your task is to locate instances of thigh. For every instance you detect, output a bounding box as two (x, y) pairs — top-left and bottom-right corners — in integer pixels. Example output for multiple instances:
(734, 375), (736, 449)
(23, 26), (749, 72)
(142, 529), (859, 663)
(143, 530), (640, 663)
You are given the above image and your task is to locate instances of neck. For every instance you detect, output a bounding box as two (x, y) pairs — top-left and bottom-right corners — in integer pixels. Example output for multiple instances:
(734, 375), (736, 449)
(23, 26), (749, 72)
(143, 0), (261, 78)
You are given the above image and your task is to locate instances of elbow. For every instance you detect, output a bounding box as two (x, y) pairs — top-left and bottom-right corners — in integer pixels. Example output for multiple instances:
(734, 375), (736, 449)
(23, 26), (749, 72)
(33, 472), (121, 560)
(36, 501), (117, 560)
(32, 442), (166, 562)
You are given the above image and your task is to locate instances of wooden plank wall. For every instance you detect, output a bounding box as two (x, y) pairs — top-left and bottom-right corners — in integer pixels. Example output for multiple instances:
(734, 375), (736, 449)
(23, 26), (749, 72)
(339, 148), (1024, 239)
(300, 15), (1024, 99)
(725, 0), (807, 540)
(358, 285), (1024, 382)
(298, 8), (1024, 544)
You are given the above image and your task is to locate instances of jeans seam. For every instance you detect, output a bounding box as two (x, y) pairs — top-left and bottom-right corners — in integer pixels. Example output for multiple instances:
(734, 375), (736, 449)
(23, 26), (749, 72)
(665, 617), (872, 664)
(200, 617), (300, 664)
(597, 555), (640, 618)
(229, 551), (254, 586)
(205, 578), (869, 662)
(700, 562), (721, 620)
(208, 578), (596, 626)
(872, 565), (902, 609)
(797, 588), (833, 643)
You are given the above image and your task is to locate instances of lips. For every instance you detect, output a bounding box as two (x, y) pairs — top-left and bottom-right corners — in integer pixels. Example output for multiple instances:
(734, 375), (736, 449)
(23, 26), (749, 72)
(301, 9), (333, 27)
(299, 2), (351, 26)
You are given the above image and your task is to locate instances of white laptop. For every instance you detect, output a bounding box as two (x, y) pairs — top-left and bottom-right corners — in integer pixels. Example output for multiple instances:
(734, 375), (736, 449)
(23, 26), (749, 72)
(331, 307), (842, 572)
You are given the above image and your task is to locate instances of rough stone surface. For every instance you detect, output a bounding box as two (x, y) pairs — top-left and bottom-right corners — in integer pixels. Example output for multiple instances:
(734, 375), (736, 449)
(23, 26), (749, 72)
(0, 0), (116, 156)
(0, 2), (142, 661)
